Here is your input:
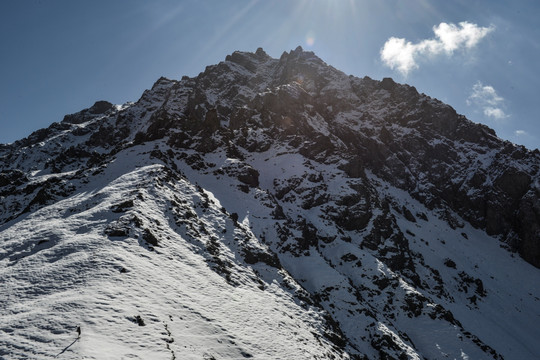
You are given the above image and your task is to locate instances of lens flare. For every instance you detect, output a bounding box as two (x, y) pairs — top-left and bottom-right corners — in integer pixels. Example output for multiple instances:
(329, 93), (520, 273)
(305, 30), (315, 47)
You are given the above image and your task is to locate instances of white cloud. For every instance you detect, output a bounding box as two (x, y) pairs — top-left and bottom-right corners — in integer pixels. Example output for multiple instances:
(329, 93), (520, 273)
(467, 81), (508, 120)
(468, 82), (503, 106)
(380, 21), (494, 75)
(514, 130), (527, 136)
(483, 107), (506, 119)
(380, 37), (419, 75)
(433, 22), (493, 53)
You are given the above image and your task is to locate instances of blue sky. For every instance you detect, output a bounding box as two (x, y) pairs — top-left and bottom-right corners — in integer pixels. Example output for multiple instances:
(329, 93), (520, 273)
(1, 0), (539, 149)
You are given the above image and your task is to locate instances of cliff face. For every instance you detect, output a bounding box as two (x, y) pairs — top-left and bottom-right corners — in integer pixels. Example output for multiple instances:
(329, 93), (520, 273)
(1, 47), (539, 359)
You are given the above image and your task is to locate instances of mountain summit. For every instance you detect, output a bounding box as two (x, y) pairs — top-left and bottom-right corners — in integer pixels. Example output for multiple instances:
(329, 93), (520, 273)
(1, 48), (539, 359)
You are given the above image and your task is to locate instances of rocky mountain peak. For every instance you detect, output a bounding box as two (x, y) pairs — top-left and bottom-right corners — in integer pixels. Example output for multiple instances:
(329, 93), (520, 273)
(255, 46), (268, 57)
(1, 48), (539, 359)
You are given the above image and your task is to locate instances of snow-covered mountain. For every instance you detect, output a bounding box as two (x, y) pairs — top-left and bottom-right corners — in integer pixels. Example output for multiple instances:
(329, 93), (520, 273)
(1, 47), (539, 359)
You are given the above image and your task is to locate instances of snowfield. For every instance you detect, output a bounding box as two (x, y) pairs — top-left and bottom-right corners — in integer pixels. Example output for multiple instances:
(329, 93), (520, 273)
(1, 163), (347, 359)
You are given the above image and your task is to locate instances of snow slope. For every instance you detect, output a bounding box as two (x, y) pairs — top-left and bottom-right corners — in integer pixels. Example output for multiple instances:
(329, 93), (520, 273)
(1, 160), (347, 359)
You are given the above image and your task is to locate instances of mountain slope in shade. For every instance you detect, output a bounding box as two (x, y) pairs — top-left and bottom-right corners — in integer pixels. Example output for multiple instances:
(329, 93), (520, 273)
(1, 47), (539, 359)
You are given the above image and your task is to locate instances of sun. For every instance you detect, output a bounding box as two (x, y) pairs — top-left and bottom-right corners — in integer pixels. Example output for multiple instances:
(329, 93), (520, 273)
(306, 34), (315, 47)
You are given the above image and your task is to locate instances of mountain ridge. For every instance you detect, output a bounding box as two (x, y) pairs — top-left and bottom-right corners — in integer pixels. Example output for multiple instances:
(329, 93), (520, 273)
(1, 47), (539, 359)
(4, 46), (537, 267)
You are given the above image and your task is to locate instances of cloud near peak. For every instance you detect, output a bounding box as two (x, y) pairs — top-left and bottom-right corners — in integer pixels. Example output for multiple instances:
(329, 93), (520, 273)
(467, 81), (508, 120)
(380, 21), (494, 76)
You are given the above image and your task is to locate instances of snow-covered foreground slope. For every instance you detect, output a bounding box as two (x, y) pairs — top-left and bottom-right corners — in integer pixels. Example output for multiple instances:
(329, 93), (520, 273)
(1, 47), (539, 359)
(1, 161), (347, 359)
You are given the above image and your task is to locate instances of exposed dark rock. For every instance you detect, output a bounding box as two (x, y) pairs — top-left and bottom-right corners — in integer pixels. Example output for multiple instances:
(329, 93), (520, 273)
(242, 248), (281, 268)
(271, 204), (286, 220)
(402, 206), (416, 222)
(444, 258), (457, 269)
(89, 101), (113, 114)
(380, 77), (396, 91)
(222, 162), (259, 188)
(105, 214), (141, 238)
(142, 228), (158, 246)
(62, 101), (114, 124)
(341, 253), (359, 262)
(517, 190), (540, 266)
(130, 315), (145, 326)
(402, 292), (426, 317)
(111, 200), (134, 213)
(203, 108), (220, 133)
(237, 166), (259, 187)
(0, 169), (27, 187)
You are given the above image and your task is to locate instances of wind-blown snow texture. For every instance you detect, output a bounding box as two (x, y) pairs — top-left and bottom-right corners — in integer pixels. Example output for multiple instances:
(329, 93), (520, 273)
(1, 47), (539, 359)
